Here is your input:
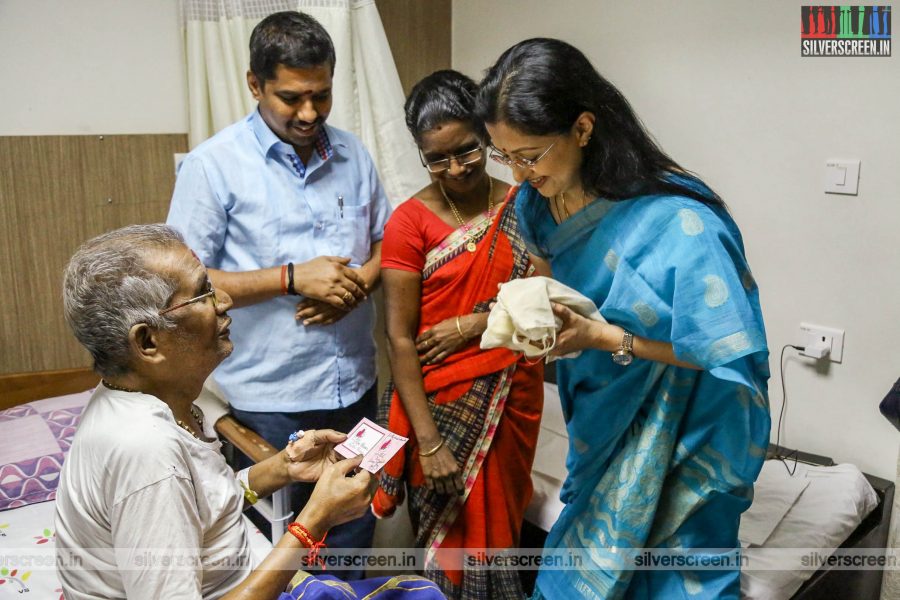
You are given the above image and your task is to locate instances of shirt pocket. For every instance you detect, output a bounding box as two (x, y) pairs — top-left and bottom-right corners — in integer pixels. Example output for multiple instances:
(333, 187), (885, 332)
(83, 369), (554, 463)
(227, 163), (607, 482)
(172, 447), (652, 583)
(337, 203), (371, 265)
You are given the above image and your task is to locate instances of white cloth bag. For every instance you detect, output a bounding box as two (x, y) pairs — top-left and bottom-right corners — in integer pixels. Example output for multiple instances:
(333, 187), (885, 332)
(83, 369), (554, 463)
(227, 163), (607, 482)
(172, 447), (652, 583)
(480, 276), (607, 360)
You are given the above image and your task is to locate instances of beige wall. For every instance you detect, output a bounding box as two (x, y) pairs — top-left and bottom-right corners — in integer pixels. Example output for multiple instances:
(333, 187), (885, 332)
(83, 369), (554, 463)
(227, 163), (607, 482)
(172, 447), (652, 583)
(0, 0), (188, 136)
(453, 0), (900, 479)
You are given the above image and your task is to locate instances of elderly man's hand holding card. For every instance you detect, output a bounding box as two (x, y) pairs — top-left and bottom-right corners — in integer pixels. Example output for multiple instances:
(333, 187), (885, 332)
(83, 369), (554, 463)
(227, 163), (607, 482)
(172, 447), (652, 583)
(283, 428), (347, 482)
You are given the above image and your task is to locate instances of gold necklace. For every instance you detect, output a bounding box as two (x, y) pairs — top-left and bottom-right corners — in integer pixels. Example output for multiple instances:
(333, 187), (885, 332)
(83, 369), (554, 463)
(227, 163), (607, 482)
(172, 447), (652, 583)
(101, 380), (204, 440)
(555, 191), (571, 220)
(554, 188), (595, 222)
(438, 177), (494, 253)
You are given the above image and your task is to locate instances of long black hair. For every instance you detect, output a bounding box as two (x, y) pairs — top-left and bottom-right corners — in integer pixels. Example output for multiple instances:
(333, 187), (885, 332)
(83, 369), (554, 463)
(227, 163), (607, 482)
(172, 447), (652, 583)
(475, 38), (723, 207)
(405, 70), (485, 143)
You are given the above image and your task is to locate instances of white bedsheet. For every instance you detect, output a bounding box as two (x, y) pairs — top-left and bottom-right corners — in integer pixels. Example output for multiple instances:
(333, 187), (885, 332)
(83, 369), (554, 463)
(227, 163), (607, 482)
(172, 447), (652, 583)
(0, 500), (272, 598)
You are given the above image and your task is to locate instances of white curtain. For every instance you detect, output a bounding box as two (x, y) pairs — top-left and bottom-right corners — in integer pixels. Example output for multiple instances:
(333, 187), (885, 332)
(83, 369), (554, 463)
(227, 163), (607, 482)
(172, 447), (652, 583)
(180, 0), (428, 205)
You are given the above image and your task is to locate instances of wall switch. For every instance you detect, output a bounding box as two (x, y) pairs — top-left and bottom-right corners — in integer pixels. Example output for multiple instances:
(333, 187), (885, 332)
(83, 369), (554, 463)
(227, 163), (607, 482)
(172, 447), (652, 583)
(798, 322), (845, 363)
(824, 159), (860, 195)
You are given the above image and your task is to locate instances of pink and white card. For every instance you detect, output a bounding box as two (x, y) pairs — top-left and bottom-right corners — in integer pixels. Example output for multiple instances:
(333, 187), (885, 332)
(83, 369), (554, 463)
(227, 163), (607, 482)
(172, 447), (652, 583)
(334, 417), (408, 474)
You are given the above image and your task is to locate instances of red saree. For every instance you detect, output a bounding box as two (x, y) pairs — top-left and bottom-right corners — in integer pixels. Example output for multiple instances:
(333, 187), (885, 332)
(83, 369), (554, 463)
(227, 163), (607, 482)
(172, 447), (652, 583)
(375, 187), (543, 600)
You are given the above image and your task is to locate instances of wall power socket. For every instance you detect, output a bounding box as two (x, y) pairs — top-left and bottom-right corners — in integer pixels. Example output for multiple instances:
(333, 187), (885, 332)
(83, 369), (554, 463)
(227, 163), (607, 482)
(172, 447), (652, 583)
(798, 322), (845, 363)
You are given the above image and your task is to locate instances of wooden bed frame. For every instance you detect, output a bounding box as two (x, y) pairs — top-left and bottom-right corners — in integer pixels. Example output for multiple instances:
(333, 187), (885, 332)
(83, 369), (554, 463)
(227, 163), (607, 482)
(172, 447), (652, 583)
(0, 368), (100, 411)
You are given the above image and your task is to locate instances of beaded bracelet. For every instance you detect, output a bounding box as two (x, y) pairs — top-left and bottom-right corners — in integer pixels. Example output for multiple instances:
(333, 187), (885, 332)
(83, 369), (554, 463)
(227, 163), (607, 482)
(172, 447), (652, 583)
(288, 522), (328, 569)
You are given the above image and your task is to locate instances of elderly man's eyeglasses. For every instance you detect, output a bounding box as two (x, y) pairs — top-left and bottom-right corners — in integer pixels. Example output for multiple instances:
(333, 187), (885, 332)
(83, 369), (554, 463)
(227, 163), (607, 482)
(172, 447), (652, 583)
(419, 145), (485, 174)
(158, 284), (218, 316)
(488, 139), (558, 170)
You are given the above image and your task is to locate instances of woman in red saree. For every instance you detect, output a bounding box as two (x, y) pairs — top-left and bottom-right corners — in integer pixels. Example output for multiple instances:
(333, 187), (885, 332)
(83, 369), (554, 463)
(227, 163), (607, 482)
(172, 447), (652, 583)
(374, 71), (543, 600)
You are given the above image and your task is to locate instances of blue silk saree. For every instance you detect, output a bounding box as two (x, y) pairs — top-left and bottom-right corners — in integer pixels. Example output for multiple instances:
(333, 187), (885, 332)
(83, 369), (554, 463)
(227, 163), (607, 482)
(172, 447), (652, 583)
(279, 572), (445, 599)
(515, 180), (770, 600)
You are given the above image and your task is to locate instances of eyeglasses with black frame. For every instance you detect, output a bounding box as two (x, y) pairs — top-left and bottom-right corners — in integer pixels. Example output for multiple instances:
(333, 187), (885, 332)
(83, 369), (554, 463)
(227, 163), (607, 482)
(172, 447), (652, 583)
(488, 138), (558, 170)
(418, 144), (485, 174)
(158, 282), (218, 316)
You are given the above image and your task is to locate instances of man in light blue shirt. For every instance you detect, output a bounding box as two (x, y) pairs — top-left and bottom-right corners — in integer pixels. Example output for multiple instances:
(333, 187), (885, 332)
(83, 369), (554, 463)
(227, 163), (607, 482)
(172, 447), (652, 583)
(166, 11), (389, 573)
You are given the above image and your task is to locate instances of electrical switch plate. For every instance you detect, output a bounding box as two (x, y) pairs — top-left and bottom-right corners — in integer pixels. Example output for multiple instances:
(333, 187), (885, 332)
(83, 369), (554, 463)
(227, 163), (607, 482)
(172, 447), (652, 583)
(824, 159), (860, 195)
(798, 322), (844, 363)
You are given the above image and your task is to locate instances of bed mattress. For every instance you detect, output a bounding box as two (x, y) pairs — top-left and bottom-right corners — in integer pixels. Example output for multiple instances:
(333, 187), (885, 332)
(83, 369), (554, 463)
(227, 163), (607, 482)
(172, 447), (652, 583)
(0, 499), (272, 598)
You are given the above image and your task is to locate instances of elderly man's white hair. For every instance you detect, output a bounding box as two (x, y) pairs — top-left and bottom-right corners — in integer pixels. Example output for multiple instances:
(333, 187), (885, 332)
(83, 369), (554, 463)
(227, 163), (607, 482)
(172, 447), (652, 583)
(63, 223), (187, 378)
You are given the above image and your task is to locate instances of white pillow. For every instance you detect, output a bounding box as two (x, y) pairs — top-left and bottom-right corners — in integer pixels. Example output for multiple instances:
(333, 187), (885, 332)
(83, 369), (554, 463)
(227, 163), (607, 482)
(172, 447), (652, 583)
(740, 461), (879, 600)
(739, 460), (810, 547)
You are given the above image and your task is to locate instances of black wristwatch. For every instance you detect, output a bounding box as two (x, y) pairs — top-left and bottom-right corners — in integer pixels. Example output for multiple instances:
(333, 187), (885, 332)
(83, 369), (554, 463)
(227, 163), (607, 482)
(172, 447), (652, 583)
(612, 330), (634, 366)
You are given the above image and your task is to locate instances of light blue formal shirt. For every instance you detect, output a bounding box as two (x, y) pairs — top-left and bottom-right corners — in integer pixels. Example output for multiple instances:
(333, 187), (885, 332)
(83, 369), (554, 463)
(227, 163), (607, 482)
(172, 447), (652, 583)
(167, 110), (391, 412)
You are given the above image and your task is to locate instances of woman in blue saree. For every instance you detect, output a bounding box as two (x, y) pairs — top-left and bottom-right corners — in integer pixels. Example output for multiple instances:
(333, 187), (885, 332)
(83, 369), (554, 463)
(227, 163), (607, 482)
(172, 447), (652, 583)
(475, 39), (770, 599)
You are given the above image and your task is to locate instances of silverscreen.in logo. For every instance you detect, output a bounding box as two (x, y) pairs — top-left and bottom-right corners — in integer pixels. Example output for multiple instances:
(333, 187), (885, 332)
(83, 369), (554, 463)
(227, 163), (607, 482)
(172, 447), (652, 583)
(801, 6), (891, 56)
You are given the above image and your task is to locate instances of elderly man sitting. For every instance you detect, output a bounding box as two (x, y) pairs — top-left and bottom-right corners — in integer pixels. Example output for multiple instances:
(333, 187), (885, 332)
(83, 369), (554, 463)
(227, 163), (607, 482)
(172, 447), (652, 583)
(54, 224), (443, 600)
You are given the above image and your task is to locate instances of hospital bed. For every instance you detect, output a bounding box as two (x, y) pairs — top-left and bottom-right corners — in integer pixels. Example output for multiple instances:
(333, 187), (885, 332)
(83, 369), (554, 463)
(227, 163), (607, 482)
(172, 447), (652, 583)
(523, 364), (894, 600)
(0, 368), (276, 597)
(2, 365), (892, 598)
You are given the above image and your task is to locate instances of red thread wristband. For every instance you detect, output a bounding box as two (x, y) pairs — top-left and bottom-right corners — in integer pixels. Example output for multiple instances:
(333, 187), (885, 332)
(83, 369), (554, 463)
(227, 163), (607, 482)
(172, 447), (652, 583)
(280, 264), (288, 296)
(287, 522), (328, 569)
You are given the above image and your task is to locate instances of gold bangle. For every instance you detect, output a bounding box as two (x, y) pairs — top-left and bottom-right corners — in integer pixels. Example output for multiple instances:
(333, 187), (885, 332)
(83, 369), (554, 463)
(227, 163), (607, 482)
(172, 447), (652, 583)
(419, 438), (444, 457)
(455, 316), (466, 340)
